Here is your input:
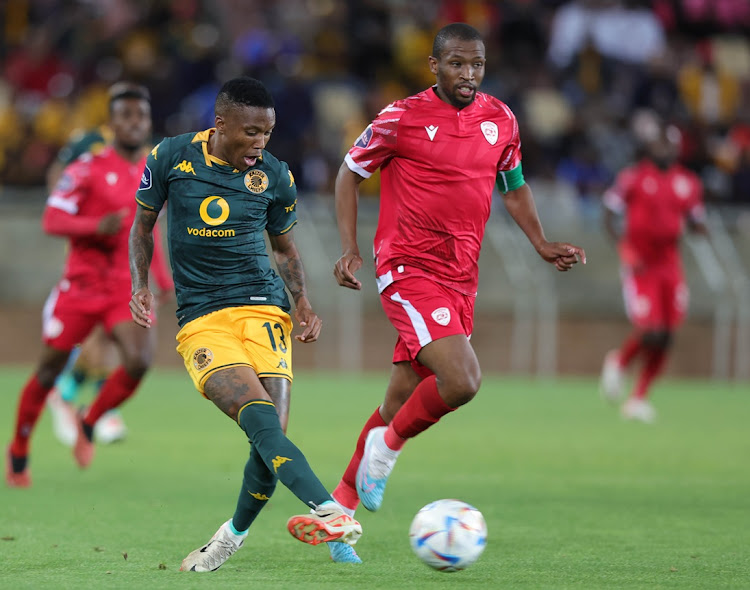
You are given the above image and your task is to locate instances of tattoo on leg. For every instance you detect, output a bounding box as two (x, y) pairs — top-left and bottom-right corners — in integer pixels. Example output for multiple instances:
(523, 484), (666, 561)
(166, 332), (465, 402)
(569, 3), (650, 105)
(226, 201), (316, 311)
(204, 368), (262, 420)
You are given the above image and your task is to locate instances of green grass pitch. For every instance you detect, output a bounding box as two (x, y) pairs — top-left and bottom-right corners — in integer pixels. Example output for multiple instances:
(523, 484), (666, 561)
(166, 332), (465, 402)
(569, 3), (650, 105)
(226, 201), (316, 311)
(1, 367), (748, 589)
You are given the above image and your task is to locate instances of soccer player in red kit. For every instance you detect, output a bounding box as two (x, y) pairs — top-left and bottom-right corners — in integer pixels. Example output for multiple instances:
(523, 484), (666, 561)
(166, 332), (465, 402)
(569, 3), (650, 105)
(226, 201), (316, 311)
(326, 23), (586, 563)
(6, 86), (162, 487)
(600, 121), (707, 423)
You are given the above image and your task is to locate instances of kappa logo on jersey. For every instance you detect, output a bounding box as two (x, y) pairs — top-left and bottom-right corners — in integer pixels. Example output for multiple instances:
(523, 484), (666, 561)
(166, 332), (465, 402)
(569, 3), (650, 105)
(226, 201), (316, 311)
(431, 307), (451, 326)
(150, 143), (159, 160)
(355, 125), (373, 148)
(192, 347), (213, 371)
(245, 170), (269, 194)
(481, 121), (499, 145)
(105, 172), (118, 186)
(425, 125), (439, 141)
(249, 491), (270, 501)
(139, 166), (152, 190)
(277, 358), (288, 369)
(288, 170), (295, 187)
(174, 160), (196, 175)
(271, 455), (292, 473)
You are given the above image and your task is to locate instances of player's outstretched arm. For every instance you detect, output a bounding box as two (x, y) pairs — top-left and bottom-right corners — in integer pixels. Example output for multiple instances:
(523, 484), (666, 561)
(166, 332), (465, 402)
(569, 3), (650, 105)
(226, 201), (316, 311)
(129, 205), (159, 328)
(502, 183), (586, 272)
(270, 231), (322, 343)
(333, 162), (365, 290)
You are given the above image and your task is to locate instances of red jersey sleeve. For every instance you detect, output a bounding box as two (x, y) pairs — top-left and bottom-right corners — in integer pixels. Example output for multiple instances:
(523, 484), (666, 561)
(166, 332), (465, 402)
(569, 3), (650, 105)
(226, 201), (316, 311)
(603, 168), (636, 214)
(344, 102), (406, 178)
(42, 158), (101, 237)
(497, 108), (522, 172)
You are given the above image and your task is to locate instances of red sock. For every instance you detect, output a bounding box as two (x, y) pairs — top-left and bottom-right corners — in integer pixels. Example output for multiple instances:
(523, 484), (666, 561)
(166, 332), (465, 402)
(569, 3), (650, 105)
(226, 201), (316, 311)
(333, 407), (387, 511)
(633, 348), (668, 400)
(385, 375), (454, 451)
(618, 332), (643, 369)
(10, 375), (52, 458)
(84, 367), (141, 427)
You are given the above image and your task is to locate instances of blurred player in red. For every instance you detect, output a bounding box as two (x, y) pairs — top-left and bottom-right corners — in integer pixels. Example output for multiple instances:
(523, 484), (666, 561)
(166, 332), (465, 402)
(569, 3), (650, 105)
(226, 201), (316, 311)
(6, 85), (164, 487)
(326, 23), (586, 563)
(600, 120), (708, 423)
(44, 82), (173, 447)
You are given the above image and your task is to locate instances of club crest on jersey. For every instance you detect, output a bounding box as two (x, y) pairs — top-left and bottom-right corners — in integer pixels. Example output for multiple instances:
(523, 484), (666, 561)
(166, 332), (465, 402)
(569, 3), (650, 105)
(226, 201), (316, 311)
(355, 125), (373, 148)
(673, 175), (691, 199)
(245, 170), (269, 194)
(481, 121), (499, 145)
(431, 307), (451, 326)
(139, 166), (152, 190)
(192, 347), (213, 371)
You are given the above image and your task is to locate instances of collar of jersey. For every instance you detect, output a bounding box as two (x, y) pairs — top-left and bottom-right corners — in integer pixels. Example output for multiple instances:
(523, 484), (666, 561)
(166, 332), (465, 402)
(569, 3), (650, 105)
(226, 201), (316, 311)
(192, 128), (251, 171)
(429, 85), (478, 114)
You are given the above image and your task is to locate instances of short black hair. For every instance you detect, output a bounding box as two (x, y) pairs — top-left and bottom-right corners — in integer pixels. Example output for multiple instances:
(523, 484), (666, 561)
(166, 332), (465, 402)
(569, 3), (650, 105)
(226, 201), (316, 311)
(108, 82), (150, 112)
(432, 23), (483, 59)
(215, 77), (275, 116)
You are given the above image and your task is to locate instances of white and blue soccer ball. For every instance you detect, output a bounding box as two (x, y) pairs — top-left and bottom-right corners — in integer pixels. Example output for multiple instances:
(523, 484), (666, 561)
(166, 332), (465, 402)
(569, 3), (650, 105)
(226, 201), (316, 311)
(409, 499), (487, 572)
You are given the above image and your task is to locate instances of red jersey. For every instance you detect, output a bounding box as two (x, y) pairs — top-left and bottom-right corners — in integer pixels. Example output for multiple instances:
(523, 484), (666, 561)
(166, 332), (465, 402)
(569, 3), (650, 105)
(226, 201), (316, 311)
(345, 87), (522, 295)
(43, 146), (146, 294)
(603, 160), (705, 268)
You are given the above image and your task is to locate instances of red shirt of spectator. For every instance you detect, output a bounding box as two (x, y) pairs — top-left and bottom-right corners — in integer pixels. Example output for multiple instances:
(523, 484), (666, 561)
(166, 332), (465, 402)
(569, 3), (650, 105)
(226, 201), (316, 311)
(345, 87), (521, 296)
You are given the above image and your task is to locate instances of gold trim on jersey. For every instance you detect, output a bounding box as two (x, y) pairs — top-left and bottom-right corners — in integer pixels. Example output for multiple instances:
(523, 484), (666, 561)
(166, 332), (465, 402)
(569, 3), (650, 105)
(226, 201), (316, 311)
(193, 128), (231, 168)
(135, 196), (156, 210)
(277, 220), (298, 235)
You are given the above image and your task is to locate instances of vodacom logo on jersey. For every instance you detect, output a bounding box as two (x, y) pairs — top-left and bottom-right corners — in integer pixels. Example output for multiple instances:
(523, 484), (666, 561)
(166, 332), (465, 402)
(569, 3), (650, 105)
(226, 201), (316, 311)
(187, 196), (236, 237)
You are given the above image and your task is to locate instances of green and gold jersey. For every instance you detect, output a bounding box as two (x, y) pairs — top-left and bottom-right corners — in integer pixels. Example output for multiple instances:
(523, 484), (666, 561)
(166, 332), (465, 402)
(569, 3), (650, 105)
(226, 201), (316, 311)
(135, 128), (298, 327)
(57, 125), (112, 165)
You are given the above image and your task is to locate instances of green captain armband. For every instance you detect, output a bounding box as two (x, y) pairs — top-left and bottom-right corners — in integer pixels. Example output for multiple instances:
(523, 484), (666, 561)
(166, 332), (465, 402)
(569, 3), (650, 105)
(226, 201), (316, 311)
(496, 163), (525, 194)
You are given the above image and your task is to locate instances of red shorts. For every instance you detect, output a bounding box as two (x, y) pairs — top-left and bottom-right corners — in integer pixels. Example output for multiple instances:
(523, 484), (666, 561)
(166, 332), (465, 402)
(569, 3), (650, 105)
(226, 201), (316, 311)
(621, 265), (688, 330)
(41, 279), (134, 350)
(379, 275), (475, 377)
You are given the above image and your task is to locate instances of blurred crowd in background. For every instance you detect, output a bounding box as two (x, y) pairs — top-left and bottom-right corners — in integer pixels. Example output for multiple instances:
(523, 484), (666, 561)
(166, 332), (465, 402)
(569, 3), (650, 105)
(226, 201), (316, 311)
(1, 0), (750, 225)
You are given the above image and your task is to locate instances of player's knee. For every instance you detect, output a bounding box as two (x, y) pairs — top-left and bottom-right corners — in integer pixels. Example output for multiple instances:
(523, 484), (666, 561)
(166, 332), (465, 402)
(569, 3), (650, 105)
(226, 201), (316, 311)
(121, 350), (152, 379)
(439, 368), (482, 407)
(642, 330), (671, 351)
(35, 353), (70, 388)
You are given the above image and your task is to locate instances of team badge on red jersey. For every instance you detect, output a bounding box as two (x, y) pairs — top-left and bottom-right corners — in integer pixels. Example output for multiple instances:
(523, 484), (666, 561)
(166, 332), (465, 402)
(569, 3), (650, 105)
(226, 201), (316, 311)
(431, 307), (451, 326)
(480, 121), (498, 145)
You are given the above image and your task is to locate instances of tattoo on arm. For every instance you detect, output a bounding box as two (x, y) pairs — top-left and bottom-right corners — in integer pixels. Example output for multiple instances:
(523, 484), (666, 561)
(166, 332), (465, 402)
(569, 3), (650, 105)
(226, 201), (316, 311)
(129, 207), (159, 291)
(276, 254), (307, 303)
(270, 234), (308, 304)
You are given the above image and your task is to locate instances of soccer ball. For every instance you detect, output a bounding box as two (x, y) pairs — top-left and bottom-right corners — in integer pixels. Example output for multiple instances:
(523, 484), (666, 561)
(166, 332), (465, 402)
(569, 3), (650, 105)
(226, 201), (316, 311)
(409, 499), (487, 572)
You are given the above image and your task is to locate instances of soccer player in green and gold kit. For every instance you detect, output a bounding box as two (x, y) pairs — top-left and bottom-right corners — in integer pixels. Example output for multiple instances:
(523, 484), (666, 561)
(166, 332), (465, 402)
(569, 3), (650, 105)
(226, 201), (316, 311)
(128, 77), (361, 572)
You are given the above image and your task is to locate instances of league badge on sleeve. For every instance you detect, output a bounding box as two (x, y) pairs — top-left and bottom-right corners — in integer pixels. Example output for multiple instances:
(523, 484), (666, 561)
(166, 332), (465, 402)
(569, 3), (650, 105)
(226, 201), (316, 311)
(139, 165), (152, 190)
(355, 125), (373, 148)
(480, 121), (499, 145)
